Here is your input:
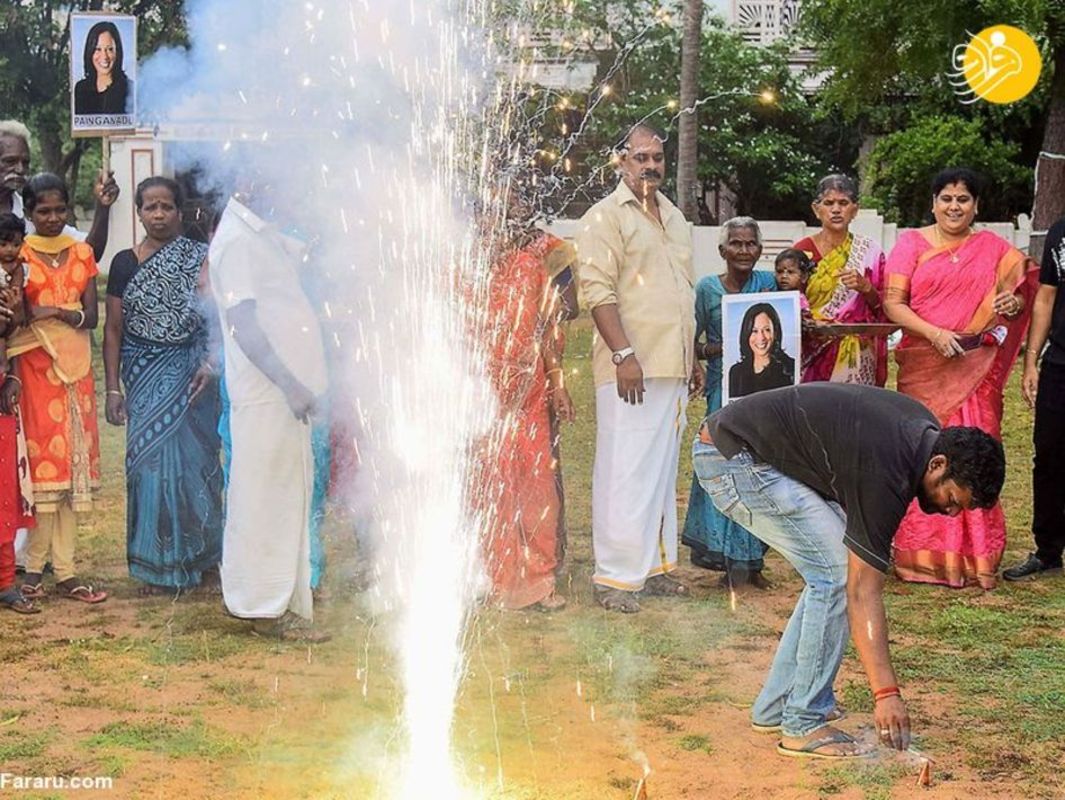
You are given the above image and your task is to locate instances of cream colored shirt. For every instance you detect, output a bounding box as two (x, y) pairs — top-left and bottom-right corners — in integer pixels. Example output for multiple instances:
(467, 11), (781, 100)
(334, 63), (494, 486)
(576, 180), (695, 387)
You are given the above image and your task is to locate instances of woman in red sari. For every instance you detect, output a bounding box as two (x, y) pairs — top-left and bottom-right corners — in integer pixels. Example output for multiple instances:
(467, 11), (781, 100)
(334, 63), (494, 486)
(523, 232), (578, 568)
(477, 221), (574, 610)
(884, 168), (1036, 588)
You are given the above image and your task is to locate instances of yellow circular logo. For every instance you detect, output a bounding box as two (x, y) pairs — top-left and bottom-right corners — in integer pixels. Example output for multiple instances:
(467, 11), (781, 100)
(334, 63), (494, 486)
(956, 25), (1042, 104)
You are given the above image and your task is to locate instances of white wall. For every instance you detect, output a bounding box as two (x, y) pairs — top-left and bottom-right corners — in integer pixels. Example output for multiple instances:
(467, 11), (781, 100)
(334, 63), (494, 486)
(98, 135), (1032, 278)
(549, 208), (1031, 281)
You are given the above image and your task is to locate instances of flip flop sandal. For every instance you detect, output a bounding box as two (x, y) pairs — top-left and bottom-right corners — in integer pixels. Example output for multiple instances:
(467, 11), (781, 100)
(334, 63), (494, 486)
(19, 582), (44, 600)
(63, 585), (108, 604)
(596, 588), (641, 613)
(0, 588), (41, 615)
(753, 708), (847, 734)
(776, 729), (867, 760)
(641, 575), (690, 597)
(278, 624), (331, 643)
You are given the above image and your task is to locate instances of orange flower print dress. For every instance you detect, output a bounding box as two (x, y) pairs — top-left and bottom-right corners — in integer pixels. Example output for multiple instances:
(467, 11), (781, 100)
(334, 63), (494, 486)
(14, 242), (101, 512)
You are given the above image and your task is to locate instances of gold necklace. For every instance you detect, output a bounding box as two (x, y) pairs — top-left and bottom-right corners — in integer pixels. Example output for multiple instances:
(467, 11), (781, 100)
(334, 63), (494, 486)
(935, 226), (972, 263)
(33, 249), (61, 268)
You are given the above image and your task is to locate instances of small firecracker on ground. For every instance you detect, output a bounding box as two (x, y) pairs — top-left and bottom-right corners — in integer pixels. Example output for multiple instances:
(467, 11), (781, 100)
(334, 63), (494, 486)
(916, 758), (933, 787)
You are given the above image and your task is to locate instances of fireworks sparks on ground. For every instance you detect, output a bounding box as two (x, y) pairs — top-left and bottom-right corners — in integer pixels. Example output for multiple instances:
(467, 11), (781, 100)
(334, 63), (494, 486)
(138, 0), (734, 795)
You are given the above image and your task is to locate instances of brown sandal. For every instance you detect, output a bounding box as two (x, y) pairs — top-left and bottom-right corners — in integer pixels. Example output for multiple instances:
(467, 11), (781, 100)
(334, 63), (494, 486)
(0, 588), (41, 614)
(63, 584), (108, 604)
(596, 587), (641, 613)
(19, 582), (44, 600)
(641, 574), (690, 597)
(251, 614), (330, 643)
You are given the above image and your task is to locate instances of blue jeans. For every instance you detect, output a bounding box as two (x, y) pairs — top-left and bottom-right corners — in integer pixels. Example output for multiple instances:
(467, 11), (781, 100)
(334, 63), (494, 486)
(693, 439), (849, 737)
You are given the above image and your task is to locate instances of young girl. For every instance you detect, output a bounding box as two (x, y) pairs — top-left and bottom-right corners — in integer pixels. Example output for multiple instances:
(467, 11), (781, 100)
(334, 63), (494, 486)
(7, 174), (105, 604)
(0, 213), (37, 613)
(774, 247), (813, 312)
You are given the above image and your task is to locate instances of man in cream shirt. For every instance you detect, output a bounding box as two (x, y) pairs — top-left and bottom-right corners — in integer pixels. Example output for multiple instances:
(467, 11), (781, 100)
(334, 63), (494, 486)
(577, 123), (703, 613)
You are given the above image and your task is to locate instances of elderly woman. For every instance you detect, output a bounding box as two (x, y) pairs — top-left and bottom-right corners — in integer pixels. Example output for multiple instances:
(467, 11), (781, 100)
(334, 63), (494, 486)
(884, 167), (1036, 589)
(682, 217), (774, 589)
(793, 174), (888, 386)
(3, 174), (104, 603)
(103, 177), (223, 595)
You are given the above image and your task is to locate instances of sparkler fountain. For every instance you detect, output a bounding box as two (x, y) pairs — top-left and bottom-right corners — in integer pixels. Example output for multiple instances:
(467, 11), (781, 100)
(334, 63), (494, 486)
(138, 0), (695, 794)
(138, 0), (556, 796)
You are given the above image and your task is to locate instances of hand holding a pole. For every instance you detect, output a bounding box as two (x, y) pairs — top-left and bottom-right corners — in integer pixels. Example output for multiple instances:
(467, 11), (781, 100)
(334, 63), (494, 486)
(93, 169), (119, 208)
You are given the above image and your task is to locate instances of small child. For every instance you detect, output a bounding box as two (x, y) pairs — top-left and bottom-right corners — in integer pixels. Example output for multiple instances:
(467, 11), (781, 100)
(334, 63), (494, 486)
(0, 213), (36, 614)
(774, 248), (813, 313)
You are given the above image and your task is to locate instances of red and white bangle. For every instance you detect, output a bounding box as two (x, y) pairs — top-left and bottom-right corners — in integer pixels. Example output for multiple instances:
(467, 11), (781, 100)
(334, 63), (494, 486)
(873, 686), (901, 703)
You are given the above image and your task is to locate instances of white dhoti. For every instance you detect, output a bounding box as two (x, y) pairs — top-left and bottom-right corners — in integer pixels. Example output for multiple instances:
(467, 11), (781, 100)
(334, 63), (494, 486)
(209, 198), (327, 624)
(592, 378), (688, 590)
(221, 400), (315, 621)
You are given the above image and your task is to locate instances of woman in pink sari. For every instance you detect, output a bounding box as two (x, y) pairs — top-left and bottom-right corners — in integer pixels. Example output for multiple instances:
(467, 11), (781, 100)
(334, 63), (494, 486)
(794, 174), (888, 386)
(884, 168), (1037, 589)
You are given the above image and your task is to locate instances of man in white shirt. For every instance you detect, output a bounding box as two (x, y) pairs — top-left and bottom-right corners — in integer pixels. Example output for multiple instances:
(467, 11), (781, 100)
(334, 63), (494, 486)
(208, 194), (329, 641)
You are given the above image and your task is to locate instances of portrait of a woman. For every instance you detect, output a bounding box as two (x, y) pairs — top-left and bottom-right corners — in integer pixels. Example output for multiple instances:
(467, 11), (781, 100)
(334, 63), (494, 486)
(728, 302), (796, 399)
(73, 21), (132, 117)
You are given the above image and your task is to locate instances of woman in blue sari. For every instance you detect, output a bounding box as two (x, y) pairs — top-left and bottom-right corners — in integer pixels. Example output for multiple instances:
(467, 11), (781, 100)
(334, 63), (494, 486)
(103, 177), (223, 593)
(682, 218), (775, 589)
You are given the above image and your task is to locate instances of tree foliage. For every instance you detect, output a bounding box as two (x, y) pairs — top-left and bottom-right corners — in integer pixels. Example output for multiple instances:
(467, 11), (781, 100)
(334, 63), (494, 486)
(801, 0), (1065, 230)
(864, 116), (1031, 226)
(523, 1), (859, 219)
(802, 0), (1062, 117)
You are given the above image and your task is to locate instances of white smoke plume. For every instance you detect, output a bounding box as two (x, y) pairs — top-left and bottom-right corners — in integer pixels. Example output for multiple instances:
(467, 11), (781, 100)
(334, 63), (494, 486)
(137, 1), (534, 796)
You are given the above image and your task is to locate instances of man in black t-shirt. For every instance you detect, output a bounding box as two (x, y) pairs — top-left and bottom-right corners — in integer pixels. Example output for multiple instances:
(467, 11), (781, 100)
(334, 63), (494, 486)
(1004, 217), (1065, 580)
(694, 384), (1004, 759)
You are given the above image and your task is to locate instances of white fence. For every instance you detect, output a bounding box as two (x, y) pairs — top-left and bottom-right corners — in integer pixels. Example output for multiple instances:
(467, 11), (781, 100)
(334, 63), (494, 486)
(548, 208), (1032, 281)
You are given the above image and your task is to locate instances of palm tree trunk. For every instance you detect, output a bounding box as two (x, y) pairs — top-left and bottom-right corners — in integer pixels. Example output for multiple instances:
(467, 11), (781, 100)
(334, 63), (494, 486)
(676, 0), (703, 222)
(1031, 43), (1065, 262)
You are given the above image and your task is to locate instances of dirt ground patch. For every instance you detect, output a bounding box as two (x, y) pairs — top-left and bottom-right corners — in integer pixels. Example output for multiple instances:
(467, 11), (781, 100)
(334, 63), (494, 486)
(1, 321), (1062, 799)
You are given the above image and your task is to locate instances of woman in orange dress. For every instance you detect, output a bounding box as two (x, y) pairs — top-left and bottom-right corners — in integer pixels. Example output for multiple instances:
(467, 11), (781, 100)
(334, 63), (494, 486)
(3, 173), (105, 603)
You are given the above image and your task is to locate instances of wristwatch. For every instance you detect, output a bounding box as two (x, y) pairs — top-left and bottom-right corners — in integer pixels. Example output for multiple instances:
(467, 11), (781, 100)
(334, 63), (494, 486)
(611, 346), (636, 366)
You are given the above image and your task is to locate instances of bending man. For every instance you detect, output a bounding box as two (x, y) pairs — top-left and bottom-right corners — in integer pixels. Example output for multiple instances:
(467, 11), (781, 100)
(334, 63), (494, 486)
(694, 383), (1004, 758)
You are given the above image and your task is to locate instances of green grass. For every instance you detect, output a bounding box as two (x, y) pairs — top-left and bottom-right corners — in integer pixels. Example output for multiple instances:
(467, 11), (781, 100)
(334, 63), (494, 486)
(0, 732), (50, 760)
(83, 719), (244, 759)
(0, 313), (1062, 798)
(676, 733), (712, 754)
(206, 678), (274, 709)
(819, 763), (909, 799)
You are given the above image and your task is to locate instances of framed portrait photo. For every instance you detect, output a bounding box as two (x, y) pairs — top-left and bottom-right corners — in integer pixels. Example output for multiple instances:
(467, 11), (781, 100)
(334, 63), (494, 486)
(721, 290), (802, 405)
(70, 12), (137, 136)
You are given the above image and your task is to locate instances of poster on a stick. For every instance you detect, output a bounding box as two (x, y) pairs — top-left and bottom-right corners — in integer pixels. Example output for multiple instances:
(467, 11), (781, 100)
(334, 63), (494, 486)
(721, 290), (802, 405)
(70, 12), (137, 136)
